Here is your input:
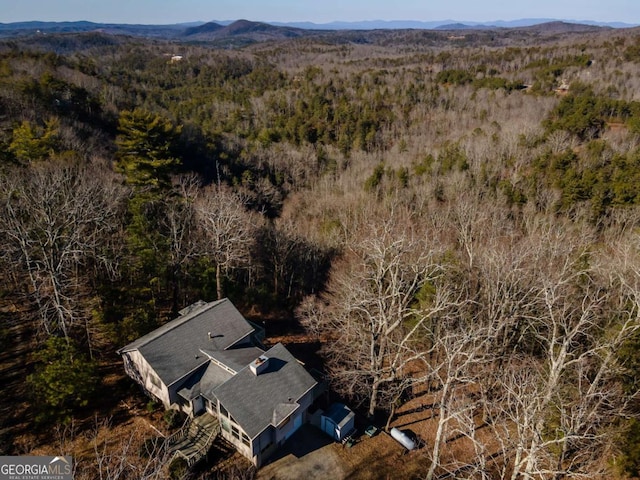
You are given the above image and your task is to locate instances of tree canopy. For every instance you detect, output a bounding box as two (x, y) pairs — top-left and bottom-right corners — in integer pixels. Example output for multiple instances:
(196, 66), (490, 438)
(115, 109), (181, 190)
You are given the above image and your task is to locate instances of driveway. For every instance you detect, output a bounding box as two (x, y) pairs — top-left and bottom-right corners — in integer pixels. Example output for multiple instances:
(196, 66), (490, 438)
(257, 424), (347, 480)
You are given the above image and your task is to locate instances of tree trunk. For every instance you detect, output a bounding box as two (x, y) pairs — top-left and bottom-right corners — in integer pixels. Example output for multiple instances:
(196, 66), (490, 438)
(368, 378), (380, 419)
(385, 402), (396, 432)
(426, 380), (450, 480)
(216, 263), (223, 300)
(426, 404), (446, 480)
(510, 445), (524, 480)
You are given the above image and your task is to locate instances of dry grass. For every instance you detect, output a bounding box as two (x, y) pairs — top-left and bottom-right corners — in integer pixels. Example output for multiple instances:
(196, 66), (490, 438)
(335, 430), (428, 480)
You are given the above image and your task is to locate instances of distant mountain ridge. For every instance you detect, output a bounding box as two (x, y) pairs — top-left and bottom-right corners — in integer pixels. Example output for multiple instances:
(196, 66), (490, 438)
(0, 20), (192, 38)
(268, 18), (636, 29)
(0, 17), (635, 41)
(434, 20), (607, 33)
(184, 19), (307, 40)
(434, 23), (495, 31)
(183, 21), (224, 36)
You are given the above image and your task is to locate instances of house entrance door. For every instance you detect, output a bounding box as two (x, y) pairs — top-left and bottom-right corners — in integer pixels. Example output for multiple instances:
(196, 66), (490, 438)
(192, 395), (205, 415)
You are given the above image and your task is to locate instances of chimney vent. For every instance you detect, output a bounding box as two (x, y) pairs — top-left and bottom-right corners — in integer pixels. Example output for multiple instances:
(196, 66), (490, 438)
(250, 355), (269, 376)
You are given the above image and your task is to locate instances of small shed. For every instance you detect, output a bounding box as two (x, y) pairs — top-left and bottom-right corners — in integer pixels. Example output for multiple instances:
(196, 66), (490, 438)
(320, 402), (356, 441)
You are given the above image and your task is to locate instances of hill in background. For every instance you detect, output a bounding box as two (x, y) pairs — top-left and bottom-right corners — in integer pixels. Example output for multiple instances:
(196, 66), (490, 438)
(0, 17), (635, 42)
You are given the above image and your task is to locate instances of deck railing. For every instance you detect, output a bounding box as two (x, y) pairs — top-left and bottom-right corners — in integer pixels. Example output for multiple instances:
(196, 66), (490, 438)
(167, 414), (220, 468)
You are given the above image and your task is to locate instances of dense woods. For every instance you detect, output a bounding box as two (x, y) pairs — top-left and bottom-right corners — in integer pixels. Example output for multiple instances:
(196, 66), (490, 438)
(2, 23), (640, 479)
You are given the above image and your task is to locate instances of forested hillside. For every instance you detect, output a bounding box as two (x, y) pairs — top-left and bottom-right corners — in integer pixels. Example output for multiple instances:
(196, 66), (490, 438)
(2, 25), (640, 479)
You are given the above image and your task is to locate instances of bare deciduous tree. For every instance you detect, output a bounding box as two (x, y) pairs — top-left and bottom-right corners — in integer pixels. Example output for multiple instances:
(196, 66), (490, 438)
(75, 417), (175, 480)
(162, 174), (201, 310)
(0, 165), (124, 342)
(461, 220), (640, 480)
(300, 210), (453, 419)
(195, 184), (259, 300)
(423, 319), (492, 480)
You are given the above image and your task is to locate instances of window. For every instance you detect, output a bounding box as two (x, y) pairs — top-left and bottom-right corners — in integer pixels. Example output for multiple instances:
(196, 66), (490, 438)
(221, 418), (230, 433)
(231, 425), (240, 439)
(241, 433), (250, 447)
(149, 374), (161, 389)
(220, 404), (228, 418)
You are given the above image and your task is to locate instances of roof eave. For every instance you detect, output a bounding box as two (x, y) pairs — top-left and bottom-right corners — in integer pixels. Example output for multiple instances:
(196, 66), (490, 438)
(167, 358), (211, 388)
(248, 381), (318, 441)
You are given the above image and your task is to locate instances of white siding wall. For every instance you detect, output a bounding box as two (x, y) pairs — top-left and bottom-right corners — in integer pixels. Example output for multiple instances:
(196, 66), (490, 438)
(123, 350), (170, 408)
(218, 401), (253, 462)
(273, 389), (314, 444)
(251, 428), (276, 467)
(274, 410), (300, 444)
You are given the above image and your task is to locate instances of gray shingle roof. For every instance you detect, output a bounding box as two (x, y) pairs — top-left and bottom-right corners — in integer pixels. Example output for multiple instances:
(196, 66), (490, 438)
(177, 364), (209, 400)
(118, 299), (255, 386)
(199, 361), (234, 394)
(209, 343), (318, 439)
(203, 346), (266, 374)
(325, 402), (355, 430)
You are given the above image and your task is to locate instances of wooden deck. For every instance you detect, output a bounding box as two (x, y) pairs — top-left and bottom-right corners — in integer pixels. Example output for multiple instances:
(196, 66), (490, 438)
(167, 413), (220, 467)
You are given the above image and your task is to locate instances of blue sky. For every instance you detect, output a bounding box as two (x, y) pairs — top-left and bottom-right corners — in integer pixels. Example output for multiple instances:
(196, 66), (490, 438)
(1, 0), (638, 25)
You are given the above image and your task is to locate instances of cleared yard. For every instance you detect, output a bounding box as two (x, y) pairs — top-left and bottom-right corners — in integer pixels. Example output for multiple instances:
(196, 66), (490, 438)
(257, 420), (429, 480)
(257, 425), (346, 480)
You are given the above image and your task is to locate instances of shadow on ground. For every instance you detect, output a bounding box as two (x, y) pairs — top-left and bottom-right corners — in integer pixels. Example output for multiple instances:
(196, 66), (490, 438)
(257, 424), (346, 480)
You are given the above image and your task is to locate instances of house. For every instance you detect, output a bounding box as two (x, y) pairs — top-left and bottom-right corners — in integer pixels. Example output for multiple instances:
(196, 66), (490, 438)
(117, 298), (319, 467)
